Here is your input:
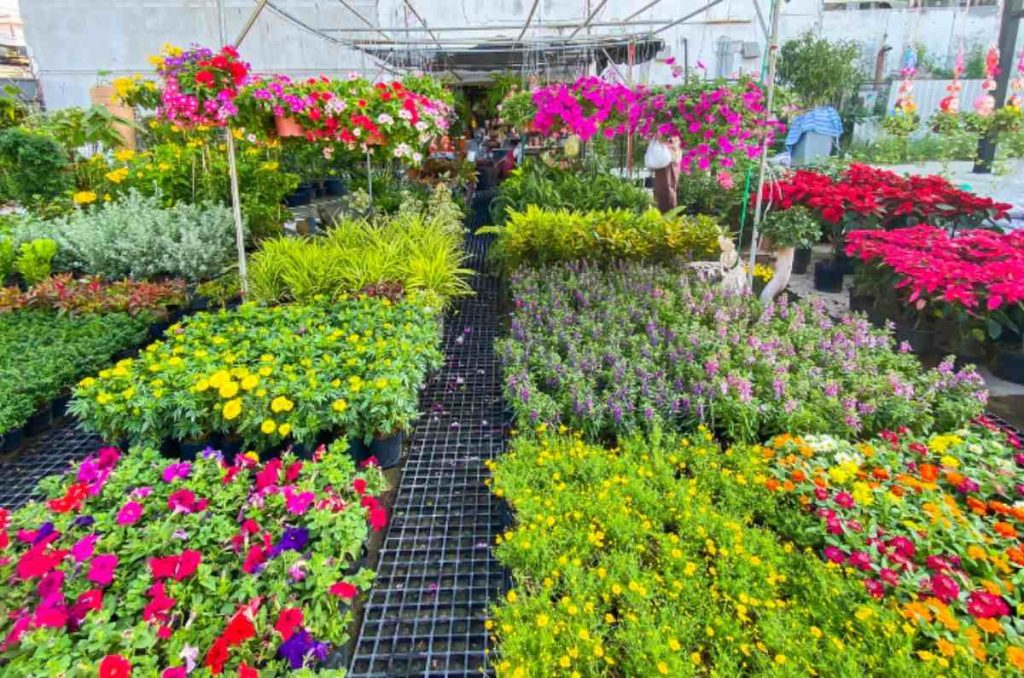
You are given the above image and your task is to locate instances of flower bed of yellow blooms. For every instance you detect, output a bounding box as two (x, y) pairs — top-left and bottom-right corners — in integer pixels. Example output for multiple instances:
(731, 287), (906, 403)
(69, 293), (442, 451)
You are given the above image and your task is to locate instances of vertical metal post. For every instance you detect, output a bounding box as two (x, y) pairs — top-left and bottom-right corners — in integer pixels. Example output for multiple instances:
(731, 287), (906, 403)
(973, 0), (1022, 173)
(366, 149), (373, 207)
(747, 0), (782, 289)
(217, 0), (249, 295)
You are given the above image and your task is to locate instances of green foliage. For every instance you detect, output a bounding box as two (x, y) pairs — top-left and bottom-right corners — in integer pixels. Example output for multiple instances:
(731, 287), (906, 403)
(777, 33), (863, 108)
(0, 127), (72, 203)
(758, 206), (822, 249)
(0, 85), (28, 131)
(490, 433), (930, 677)
(15, 238), (58, 285)
(70, 296), (443, 446)
(249, 187), (471, 306)
(13, 190), (239, 282)
(846, 130), (980, 163)
(0, 236), (14, 281)
(481, 206), (722, 271)
(0, 309), (152, 434)
(490, 163), (651, 224)
(30, 105), (133, 154)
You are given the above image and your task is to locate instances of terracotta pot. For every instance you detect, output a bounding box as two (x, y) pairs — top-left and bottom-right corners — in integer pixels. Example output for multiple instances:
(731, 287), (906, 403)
(274, 115), (305, 138)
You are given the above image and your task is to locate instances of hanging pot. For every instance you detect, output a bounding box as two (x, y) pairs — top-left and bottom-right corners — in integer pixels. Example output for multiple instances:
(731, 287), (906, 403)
(274, 115), (305, 138)
(792, 247), (812, 275)
(995, 345), (1024, 385)
(813, 260), (844, 293)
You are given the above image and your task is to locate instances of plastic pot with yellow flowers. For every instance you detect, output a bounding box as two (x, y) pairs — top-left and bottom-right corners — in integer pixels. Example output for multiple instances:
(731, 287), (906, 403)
(68, 293), (443, 460)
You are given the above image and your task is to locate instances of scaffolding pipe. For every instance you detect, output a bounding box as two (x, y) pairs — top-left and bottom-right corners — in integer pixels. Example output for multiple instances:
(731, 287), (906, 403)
(623, 0), (669, 22)
(654, 0), (728, 35)
(747, 0), (783, 289)
(568, 0), (609, 39)
(335, 0), (392, 41)
(320, 18), (682, 33)
(515, 0), (541, 44)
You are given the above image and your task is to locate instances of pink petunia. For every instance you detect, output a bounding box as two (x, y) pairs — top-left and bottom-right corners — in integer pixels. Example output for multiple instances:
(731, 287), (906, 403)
(71, 534), (99, 563)
(117, 501), (143, 526)
(88, 554), (119, 586)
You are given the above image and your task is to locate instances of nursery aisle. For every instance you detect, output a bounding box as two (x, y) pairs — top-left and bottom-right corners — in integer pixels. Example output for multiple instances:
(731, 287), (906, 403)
(348, 195), (508, 676)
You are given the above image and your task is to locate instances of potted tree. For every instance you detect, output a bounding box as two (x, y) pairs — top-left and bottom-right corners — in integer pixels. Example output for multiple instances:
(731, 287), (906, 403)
(756, 205), (822, 303)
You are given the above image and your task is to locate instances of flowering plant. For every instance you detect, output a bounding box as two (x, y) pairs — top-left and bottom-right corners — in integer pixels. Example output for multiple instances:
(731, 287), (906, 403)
(489, 432), (926, 676)
(153, 44), (250, 128)
(70, 295), (442, 448)
(0, 442), (387, 674)
(500, 262), (986, 443)
(754, 422), (1024, 671)
(757, 164), (1011, 235)
(238, 73), (452, 162)
(529, 77), (781, 174)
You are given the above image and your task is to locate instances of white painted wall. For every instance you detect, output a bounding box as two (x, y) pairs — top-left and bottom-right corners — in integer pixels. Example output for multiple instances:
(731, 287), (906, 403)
(16, 0), (1016, 111)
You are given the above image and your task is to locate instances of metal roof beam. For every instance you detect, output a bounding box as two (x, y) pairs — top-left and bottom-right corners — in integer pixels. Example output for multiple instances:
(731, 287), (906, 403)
(515, 0), (541, 44)
(334, 0), (392, 42)
(654, 0), (728, 35)
(568, 0), (609, 39)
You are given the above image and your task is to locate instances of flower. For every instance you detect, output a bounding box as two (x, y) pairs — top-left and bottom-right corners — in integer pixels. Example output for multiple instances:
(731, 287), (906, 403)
(329, 581), (358, 599)
(261, 419), (277, 434)
(161, 462), (191, 483)
(222, 398), (243, 420)
(277, 628), (329, 669)
(99, 654), (132, 678)
(73, 191), (98, 205)
(275, 607), (303, 640)
(271, 396), (294, 413)
(87, 554), (119, 586)
(116, 501), (143, 525)
(967, 591), (1010, 618)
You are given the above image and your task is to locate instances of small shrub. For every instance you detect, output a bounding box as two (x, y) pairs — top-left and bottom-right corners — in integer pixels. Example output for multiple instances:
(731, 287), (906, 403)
(0, 127), (71, 203)
(14, 190), (239, 281)
(14, 238), (58, 285)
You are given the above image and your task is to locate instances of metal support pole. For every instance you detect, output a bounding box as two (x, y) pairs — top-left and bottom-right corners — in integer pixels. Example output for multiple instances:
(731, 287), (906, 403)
(973, 0), (1022, 173)
(217, 0), (252, 296)
(747, 0), (782, 289)
(366, 149), (373, 208)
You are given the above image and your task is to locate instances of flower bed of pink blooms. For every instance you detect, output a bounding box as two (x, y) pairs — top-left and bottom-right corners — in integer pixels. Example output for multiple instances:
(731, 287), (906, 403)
(0, 441), (386, 675)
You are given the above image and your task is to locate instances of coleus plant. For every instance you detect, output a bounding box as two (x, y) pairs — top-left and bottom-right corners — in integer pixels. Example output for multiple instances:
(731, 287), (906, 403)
(0, 442), (387, 675)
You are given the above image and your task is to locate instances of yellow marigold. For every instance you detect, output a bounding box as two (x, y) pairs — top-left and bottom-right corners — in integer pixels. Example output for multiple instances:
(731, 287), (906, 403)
(73, 191), (97, 205)
(240, 375), (259, 391)
(78, 377), (96, 388)
(114, 148), (135, 162)
(332, 399), (348, 412)
(261, 419), (276, 434)
(277, 423), (292, 437)
(222, 398), (242, 421)
(219, 381), (239, 399)
(104, 167), (129, 184)
(271, 396), (294, 413)
(657, 661), (669, 675)
(535, 614), (548, 628)
(208, 370), (231, 388)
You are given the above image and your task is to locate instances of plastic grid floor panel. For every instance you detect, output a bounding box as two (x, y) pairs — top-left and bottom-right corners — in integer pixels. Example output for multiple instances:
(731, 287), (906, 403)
(0, 422), (101, 509)
(349, 222), (507, 676)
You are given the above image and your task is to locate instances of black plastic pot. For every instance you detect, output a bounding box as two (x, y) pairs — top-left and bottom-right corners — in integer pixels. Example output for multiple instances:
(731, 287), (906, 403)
(348, 432), (404, 468)
(1, 427), (23, 453)
(995, 346), (1024, 385)
(285, 186), (314, 207)
(835, 252), (854, 276)
(866, 309), (887, 329)
(324, 177), (345, 196)
(896, 324), (936, 355)
(218, 435), (244, 457)
(51, 395), (71, 418)
(848, 289), (875, 313)
(188, 295), (211, 312)
(813, 260), (844, 293)
(179, 437), (214, 461)
(792, 247), (812, 275)
(25, 407), (53, 435)
(148, 319), (171, 342)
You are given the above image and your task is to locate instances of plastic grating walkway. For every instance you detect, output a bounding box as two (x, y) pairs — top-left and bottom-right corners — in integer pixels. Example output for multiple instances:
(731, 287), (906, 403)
(349, 200), (507, 677)
(0, 423), (102, 509)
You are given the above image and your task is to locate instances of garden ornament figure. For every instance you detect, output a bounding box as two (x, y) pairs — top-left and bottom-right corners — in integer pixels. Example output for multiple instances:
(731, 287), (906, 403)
(718, 236), (747, 294)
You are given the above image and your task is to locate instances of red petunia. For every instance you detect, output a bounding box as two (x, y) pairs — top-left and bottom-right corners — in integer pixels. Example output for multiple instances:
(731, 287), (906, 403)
(329, 581), (358, 599)
(204, 637), (230, 675)
(195, 70), (216, 87)
(98, 654), (132, 678)
(274, 607), (303, 640)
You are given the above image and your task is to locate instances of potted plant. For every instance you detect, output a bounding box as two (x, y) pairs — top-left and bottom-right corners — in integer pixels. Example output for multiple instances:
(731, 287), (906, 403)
(990, 304), (1024, 384)
(153, 44), (250, 129)
(757, 205), (821, 302)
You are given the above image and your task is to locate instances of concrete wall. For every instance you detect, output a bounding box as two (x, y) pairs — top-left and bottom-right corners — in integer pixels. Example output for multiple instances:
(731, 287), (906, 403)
(17, 0), (1015, 111)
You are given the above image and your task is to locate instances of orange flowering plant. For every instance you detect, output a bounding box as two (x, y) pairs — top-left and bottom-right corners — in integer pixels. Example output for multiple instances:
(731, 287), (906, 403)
(755, 420), (1024, 672)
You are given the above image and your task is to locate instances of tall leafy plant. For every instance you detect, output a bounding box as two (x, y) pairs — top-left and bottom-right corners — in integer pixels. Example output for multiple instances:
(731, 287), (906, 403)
(777, 33), (863, 108)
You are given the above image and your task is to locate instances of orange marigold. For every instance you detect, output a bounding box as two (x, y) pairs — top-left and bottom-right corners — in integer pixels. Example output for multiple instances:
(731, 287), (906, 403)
(994, 522), (1018, 539)
(919, 464), (940, 482)
(976, 617), (1003, 635)
(1007, 646), (1024, 671)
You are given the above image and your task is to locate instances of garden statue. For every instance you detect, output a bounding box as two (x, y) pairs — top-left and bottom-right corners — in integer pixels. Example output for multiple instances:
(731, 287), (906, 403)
(718, 236), (747, 295)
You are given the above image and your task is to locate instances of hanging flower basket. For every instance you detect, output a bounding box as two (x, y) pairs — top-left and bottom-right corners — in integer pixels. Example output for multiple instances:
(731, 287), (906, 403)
(274, 115), (305, 138)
